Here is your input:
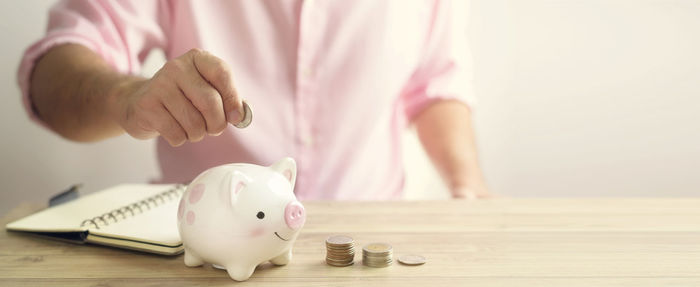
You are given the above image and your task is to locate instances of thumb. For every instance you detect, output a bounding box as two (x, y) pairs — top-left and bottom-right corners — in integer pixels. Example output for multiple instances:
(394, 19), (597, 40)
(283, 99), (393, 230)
(223, 94), (245, 126)
(231, 100), (251, 128)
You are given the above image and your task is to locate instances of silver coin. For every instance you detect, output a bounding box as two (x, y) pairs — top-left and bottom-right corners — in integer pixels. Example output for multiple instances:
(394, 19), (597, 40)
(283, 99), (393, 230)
(326, 260), (354, 267)
(362, 259), (392, 268)
(397, 254), (426, 266)
(326, 235), (354, 246)
(363, 243), (392, 254)
(233, 101), (252, 128)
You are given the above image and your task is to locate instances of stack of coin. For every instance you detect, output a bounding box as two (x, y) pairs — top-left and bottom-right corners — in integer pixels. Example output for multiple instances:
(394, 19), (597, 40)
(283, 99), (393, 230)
(362, 242), (393, 267)
(325, 235), (355, 267)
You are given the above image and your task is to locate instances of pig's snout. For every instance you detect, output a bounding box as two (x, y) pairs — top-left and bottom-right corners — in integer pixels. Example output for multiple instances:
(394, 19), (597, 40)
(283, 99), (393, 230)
(284, 201), (306, 230)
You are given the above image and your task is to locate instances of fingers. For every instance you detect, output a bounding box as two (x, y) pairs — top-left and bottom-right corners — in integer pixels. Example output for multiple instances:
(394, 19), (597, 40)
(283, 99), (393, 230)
(454, 191), (478, 200)
(148, 105), (188, 147)
(162, 89), (208, 142)
(452, 186), (493, 200)
(177, 65), (227, 136)
(189, 49), (244, 125)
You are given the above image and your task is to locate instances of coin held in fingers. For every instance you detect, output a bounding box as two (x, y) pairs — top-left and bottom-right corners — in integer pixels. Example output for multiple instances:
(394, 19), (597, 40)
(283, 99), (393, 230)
(233, 101), (252, 129)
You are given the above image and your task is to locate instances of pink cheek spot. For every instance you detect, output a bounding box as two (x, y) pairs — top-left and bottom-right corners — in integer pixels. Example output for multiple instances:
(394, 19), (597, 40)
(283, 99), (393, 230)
(186, 211), (196, 225)
(189, 184), (205, 204)
(249, 227), (265, 237)
(177, 199), (185, 220)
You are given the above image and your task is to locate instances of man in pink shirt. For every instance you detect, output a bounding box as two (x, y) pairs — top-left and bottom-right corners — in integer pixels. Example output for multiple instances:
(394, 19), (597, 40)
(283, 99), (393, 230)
(19, 0), (489, 200)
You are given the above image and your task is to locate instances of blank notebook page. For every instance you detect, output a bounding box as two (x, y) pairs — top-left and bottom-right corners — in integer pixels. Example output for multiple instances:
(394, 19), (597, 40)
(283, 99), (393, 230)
(7, 184), (179, 234)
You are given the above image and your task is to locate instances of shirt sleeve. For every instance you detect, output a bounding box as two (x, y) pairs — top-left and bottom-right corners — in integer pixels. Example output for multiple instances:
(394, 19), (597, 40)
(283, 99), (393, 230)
(16, 0), (170, 125)
(400, 0), (476, 122)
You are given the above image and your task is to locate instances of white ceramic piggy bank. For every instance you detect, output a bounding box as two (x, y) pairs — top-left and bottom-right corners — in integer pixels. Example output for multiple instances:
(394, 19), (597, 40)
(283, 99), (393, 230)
(177, 157), (306, 281)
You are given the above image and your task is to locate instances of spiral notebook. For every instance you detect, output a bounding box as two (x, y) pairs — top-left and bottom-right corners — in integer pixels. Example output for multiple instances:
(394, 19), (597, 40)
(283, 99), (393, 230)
(5, 184), (186, 255)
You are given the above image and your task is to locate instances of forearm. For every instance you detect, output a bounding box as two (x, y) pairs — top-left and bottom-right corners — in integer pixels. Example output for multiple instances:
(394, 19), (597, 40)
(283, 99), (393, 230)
(30, 44), (138, 142)
(413, 100), (487, 197)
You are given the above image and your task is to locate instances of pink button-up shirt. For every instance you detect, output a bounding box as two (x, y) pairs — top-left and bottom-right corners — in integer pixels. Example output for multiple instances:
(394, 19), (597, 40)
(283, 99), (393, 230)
(18, 0), (474, 200)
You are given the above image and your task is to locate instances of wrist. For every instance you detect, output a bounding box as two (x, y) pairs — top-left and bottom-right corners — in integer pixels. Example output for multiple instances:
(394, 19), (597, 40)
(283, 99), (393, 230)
(105, 75), (146, 125)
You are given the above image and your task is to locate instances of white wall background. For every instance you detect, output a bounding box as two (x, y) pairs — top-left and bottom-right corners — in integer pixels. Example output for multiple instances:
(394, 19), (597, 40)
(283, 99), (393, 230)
(1, 0), (699, 215)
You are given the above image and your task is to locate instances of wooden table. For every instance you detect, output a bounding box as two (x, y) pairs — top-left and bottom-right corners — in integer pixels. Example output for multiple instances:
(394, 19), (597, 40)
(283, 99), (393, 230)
(2, 199), (700, 286)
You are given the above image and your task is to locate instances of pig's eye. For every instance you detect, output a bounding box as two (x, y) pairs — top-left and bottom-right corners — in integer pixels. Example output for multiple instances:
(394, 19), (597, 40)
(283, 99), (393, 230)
(256, 211), (265, 219)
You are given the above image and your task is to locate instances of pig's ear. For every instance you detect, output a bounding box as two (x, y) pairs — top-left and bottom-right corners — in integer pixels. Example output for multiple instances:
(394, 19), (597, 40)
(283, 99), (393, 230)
(221, 170), (251, 207)
(270, 157), (297, 189)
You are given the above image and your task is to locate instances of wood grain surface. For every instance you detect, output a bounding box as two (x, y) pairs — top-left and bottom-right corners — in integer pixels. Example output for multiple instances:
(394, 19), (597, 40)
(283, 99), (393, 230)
(2, 199), (700, 286)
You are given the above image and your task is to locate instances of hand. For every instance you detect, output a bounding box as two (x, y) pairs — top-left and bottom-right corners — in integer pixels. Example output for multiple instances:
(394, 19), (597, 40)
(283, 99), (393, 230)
(450, 175), (493, 200)
(109, 49), (244, 146)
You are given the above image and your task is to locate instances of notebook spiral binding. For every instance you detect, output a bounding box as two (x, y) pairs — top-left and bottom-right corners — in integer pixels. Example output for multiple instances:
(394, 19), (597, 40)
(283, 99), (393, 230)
(80, 184), (186, 229)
